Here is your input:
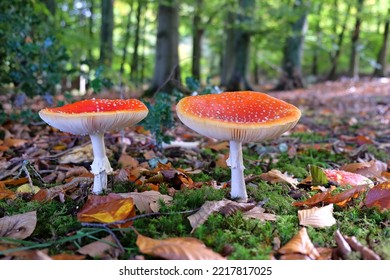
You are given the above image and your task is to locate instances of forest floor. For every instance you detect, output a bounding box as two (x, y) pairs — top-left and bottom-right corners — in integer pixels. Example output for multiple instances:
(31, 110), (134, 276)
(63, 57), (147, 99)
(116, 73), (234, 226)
(0, 77), (389, 260)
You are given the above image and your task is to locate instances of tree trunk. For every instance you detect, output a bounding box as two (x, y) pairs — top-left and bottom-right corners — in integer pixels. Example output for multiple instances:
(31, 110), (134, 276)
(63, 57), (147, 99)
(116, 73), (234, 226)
(225, 0), (254, 91)
(220, 10), (236, 87)
(373, 8), (390, 77)
(275, 0), (307, 90)
(145, 0), (180, 96)
(311, 2), (323, 77)
(327, 3), (351, 80)
(130, 0), (143, 84)
(349, 0), (364, 79)
(140, 3), (148, 85)
(99, 0), (114, 67)
(118, 1), (134, 99)
(192, 0), (203, 82)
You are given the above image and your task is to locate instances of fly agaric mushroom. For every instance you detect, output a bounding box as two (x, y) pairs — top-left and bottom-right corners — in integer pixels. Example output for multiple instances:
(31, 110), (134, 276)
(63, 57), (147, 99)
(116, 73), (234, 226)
(176, 91), (301, 201)
(39, 98), (148, 194)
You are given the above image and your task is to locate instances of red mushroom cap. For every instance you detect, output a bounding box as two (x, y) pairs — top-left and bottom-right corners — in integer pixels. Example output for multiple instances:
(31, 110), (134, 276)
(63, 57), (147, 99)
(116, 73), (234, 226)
(176, 91), (301, 143)
(39, 99), (148, 135)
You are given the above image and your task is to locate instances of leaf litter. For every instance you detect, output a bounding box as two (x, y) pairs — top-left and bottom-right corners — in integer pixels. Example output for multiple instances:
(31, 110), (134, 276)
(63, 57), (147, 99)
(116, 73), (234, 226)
(0, 79), (389, 259)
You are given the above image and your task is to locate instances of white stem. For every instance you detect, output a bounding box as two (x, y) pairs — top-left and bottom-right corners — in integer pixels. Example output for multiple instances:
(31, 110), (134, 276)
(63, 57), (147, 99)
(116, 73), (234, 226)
(89, 133), (113, 194)
(226, 140), (247, 201)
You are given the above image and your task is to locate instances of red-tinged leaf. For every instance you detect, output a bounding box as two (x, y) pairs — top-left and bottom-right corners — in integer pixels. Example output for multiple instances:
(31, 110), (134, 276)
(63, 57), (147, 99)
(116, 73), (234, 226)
(323, 169), (374, 188)
(77, 193), (135, 227)
(136, 234), (226, 260)
(341, 160), (387, 181)
(324, 184), (370, 207)
(0, 183), (16, 200)
(365, 182), (390, 210)
(293, 189), (333, 207)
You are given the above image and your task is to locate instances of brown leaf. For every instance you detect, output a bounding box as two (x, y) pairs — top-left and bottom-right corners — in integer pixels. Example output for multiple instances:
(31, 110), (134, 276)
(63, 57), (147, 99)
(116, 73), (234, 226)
(0, 211), (37, 239)
(188, 200), (231, 233)
(324, 184), (369, 206)
(278, 227), (320, 259)
(136, 234), (226, 260)
(242, 206), (277, 221)
(292, 188), (334, 207)
(334, 230), (352, 259)
(118, 191), (173, 213)
(51, 253), (85, 260)
(77, 193), (135, 227)
(219, 201), (256, 216)
(364, 182), (390, 210)
(298, 204), (337, 228)
(343, 235), (381, 260)
(3, 138), (28, 148)
(118, 154), (139, 169)
(260, 169), (299, 188)
(77, 235), (120, 259)
(0, 182), (16, 200)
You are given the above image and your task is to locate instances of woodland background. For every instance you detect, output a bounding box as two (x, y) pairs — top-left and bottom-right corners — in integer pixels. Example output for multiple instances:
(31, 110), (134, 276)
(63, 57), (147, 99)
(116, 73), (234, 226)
(0, 0), (389, 100)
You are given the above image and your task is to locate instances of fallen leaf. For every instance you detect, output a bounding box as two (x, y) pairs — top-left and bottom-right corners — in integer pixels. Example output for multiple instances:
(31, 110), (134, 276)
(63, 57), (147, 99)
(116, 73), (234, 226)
(0, 211), (37, 239)
(340, 160), (387, 181)
(242, 206), (277, 221)
(324, 184), (369, 206)
(219, 201), (256, 216)
(293, 188), (334, 207)
(260, 169), (299, 188)
(16, 183), (40, 194)
(77, 193), (135, 227)
(136, 234), (226, 260)
(118, 191), (173, 213)
(3, 138), (28, 148)
(188, 200), (231, 233)
(0, 183), (16, 200)
(278, 227), (320, 259)
(51, 253), (85, 260)
(343, 235), (381, 260)
(118, 154), (139, 169)
(77, 235), (120, 259)
(323, 169), (374, 188)
(298, 204), (337, 228)
(365, 182), (390, 210)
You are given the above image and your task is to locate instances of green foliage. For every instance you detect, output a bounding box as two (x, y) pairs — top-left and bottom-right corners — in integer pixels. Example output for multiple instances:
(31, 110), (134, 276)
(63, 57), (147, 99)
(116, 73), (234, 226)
(0, 0), (69, 97)
(141, 91), (183, 148)
(89, 66), (113, 93)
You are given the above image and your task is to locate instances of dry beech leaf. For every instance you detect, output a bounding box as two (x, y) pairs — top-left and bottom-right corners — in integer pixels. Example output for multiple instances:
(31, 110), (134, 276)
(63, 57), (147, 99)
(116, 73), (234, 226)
(278, 227), (320, 260)
(298, 204), (336, 228)
(219, 201), (256, 216)
(3, 138), (28, 148)
(0, 211), (37, 239)
(136, 234), (226, 260)
(118, 191), (173, 213)
(323, 169), (374, 188)
(260, 169), (299, 188)
(0, 183), (16, 200)
(188, 200), (231, 232)
(77, 193), (135, 227)
(365, 182), (390, 210)
(77, 235), (120, 259)
(242, 206), (277, 222)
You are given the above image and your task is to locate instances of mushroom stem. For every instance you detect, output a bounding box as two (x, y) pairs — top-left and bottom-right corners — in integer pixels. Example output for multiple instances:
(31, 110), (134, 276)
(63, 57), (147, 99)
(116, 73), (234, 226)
(227, 140), (247, 201)
(89, 133), (113, 194)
